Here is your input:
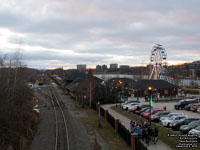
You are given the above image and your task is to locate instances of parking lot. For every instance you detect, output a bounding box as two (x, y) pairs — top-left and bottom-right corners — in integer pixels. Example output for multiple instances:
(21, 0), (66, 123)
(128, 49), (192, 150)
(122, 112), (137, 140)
(139, 97), (200, 119)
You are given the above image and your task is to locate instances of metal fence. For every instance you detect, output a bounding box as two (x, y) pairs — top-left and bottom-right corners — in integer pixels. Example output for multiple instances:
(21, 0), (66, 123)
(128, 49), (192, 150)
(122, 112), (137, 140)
(135, 138), (148, 150)
(118, 122), (132, 146)
(100, 107), (104, 117)
(91, 103), (96, 110)
(107, 112), (115, 128)
(98, 106), (147, 150)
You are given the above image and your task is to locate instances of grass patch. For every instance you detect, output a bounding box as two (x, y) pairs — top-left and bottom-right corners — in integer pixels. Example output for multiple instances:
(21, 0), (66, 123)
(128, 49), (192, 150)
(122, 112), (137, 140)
(112, 106), (200, 150)
(78, 105), (130, 150)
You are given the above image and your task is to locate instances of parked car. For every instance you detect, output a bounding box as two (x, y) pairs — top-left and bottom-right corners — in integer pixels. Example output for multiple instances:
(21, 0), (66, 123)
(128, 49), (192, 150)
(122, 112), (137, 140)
(135, 107), (151, 115)
(121, 100), (140, 108)
(122, 101), (140, 111)
(171, 118), (200, 131)
(191, 103), (200, 112)
(140, 107), (151, 116)
(180, 120), (200, 134)
(127, 103), (141, 111)
(174, 99), (198, 110)
(130, 104), (150, 113)
(189, 125), (200, 139)
(162, 115), (187, 127)
(197, 108), (200, 113)
(184, 103), (199, 111)
(150, 111), (171, 122)
(160, 113), (186, 122)
(191, 96), (200, 101)
(143, 108), (165, 119)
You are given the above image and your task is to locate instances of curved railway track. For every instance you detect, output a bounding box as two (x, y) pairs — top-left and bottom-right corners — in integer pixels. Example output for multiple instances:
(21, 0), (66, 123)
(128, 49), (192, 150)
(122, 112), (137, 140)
(49, 85), (70, 150)
(38, 81), (70, 150)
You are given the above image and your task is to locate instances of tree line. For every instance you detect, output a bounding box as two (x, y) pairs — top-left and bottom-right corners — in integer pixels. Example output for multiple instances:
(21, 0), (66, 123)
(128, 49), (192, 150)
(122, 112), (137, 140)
(0, 52), (40, 150)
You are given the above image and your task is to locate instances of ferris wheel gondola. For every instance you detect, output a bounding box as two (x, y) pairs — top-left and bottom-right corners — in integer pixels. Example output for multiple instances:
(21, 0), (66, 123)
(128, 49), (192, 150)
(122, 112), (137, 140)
(149, 44), (168, 80)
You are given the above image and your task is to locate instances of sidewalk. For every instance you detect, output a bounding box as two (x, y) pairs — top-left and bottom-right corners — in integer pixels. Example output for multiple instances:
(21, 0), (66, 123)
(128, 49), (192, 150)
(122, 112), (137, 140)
(101, 104), (172, 150)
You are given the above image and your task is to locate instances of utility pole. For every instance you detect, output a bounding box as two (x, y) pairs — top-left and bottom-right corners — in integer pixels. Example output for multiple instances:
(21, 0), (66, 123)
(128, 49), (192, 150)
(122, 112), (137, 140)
(88, 69), (94, 108)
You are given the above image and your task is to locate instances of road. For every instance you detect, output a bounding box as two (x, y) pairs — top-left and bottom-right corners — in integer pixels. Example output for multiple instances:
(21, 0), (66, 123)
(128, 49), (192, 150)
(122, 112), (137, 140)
(30, 85), (55, 150)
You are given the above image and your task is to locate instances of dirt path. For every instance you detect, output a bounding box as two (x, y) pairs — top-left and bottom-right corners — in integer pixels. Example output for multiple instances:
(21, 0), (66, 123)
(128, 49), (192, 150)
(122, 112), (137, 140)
(29, 86), (55, 150)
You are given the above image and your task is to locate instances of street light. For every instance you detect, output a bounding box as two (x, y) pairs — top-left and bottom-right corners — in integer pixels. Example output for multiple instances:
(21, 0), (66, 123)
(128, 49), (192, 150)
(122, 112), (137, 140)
(148, 86), (153, 126)
(148, 86), (152, 91)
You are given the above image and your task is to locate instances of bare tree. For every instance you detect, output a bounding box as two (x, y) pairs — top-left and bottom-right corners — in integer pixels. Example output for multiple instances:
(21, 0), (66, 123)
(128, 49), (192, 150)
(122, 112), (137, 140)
(11, 51), (22, 104)
(0, 51), (40, 150)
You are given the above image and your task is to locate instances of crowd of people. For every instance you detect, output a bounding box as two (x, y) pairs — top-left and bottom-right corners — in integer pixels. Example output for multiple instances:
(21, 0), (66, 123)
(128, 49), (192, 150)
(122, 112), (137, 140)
(130, 119), (159, 146)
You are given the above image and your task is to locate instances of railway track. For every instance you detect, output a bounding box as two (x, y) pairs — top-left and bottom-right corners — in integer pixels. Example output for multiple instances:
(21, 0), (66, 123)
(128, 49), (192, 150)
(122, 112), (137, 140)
(47, 83), (70, 150)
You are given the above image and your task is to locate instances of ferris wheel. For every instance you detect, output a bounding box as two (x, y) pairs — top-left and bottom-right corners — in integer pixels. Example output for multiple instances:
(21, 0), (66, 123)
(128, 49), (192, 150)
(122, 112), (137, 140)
(149, 44), (167, 80)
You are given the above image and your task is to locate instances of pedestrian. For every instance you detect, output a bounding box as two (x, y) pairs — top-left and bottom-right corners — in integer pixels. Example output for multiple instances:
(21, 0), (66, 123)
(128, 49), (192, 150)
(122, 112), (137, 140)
(141, 128), (146, 141)
(154, 127), (159, 144)
(134, 119), (139, 127)
(135, 125), (142, 136)
(130, 120), (133, 126)
(130, 120), (134, 132)
(140, 120), (144, 128)
(147, 126), (153, 142)
(184, 90), (187, 96)
(145, 95), (148, 102)
(145, 131), (150, 146)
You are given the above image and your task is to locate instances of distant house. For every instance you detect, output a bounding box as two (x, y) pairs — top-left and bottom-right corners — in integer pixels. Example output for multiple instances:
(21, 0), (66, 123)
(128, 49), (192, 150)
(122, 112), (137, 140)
(133, 79), (179, 98)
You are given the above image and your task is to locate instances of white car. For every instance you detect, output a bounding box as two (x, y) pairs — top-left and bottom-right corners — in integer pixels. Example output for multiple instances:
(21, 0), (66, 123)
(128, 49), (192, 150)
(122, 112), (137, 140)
(197, 108), (200, 113)
(123, 103), (139, 111)
(162, 115), (187, 127)
(160, 113), (185, 121)
(189, 126), (200, 138)
(127, 104), (141, 111)
(121, 100), (140, 107)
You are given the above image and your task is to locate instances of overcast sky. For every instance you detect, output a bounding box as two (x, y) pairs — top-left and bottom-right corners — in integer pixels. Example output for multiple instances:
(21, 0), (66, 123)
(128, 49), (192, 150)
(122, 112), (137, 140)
(0, 0), (200, 69)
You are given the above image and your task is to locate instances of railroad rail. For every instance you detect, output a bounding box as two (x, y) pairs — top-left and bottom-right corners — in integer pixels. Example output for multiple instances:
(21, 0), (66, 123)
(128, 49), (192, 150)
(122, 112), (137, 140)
(48, 82), (70, 150)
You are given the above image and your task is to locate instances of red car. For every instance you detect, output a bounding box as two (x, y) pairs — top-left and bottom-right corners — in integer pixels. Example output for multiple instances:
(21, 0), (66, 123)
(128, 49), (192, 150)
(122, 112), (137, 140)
(143, 109), (165, 119)
(191, 103), (200, 112)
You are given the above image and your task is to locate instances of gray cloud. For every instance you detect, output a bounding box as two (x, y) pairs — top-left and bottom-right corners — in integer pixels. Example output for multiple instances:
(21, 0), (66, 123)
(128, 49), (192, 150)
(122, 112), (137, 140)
(0, 0), (200, 68)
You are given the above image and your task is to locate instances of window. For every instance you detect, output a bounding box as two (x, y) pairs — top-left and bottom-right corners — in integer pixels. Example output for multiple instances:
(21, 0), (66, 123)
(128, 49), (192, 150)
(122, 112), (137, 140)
(164, 90), (168, 95)
(144, 90), (148, 95)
